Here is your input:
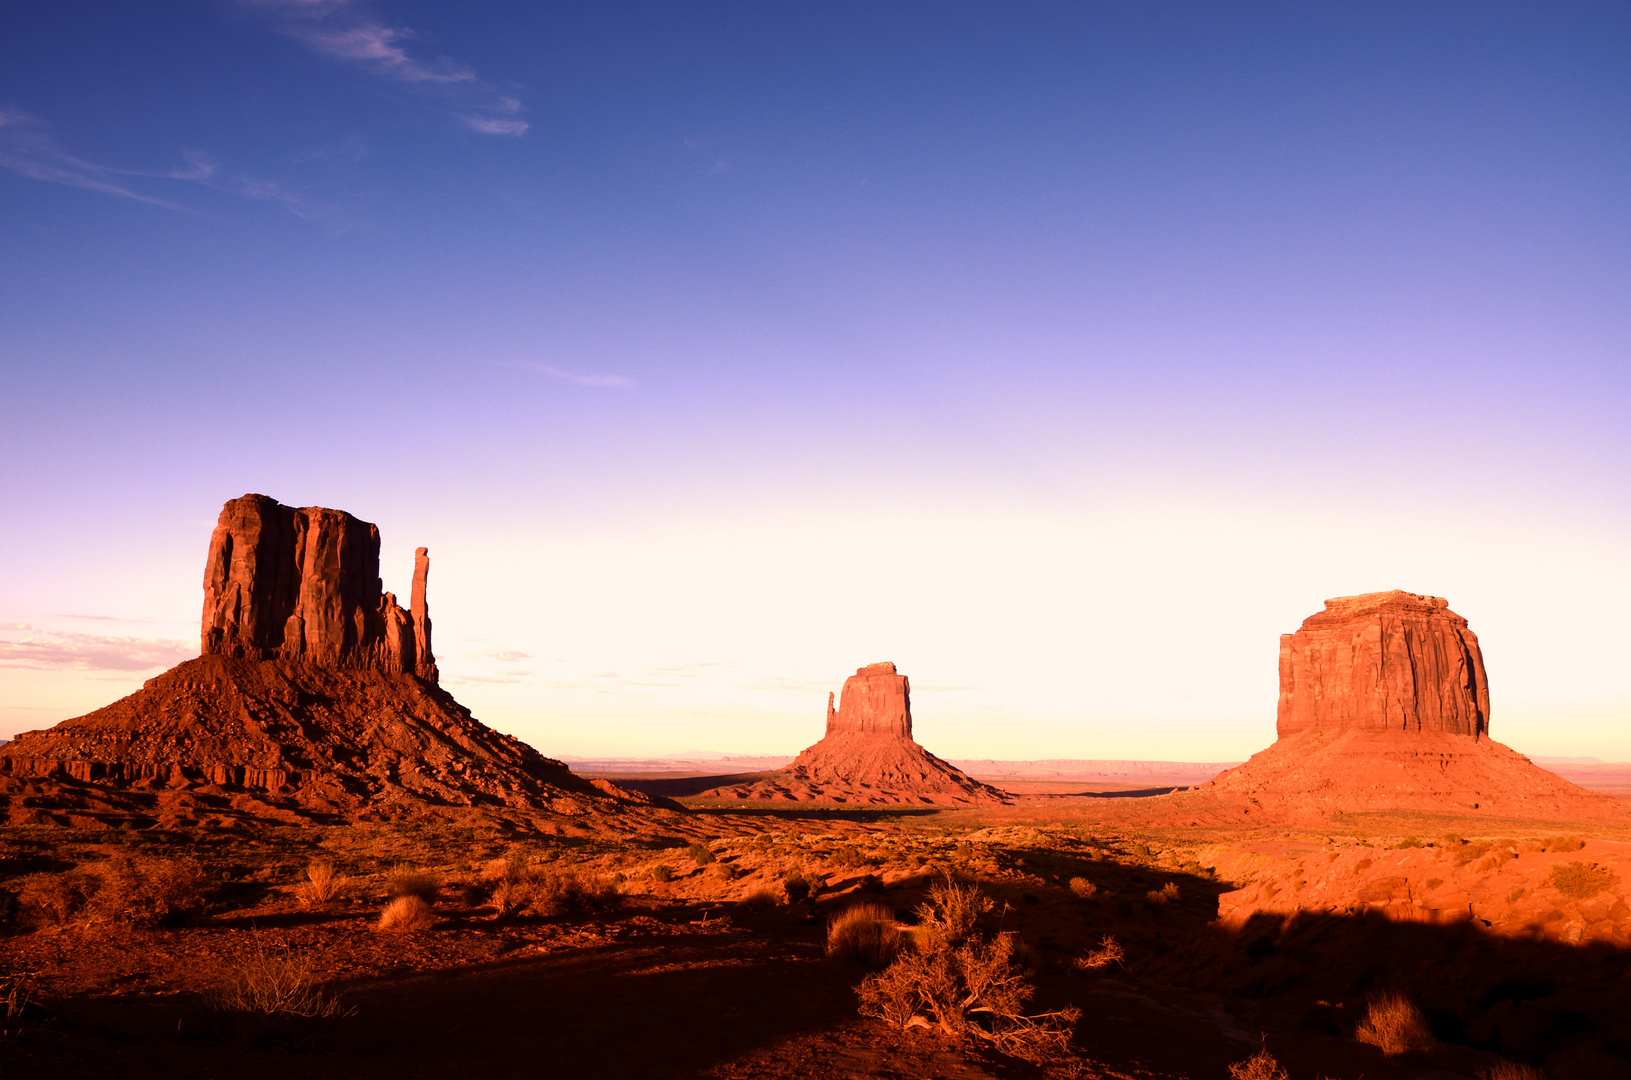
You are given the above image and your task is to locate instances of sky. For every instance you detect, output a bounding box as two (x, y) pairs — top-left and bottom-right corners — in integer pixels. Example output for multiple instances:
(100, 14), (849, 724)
(1, 2), (1627, 763)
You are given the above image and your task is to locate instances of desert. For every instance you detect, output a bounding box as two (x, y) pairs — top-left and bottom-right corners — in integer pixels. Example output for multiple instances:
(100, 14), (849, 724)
(5, 8), (1628, 1079)
(1, 497), (1628, 1080)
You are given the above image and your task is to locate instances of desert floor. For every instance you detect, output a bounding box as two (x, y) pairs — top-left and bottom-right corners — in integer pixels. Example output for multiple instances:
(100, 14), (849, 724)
(3, 777), (1630, 1080)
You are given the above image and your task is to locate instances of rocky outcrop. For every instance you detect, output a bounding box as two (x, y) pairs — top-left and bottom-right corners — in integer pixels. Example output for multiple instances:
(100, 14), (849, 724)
(1277, 590), (1489, 739)
(0, 494), (673, 829)
(701, 662), (1008, 806)
(201, 494), (437, 681)
(1173, 590), (1620, 822)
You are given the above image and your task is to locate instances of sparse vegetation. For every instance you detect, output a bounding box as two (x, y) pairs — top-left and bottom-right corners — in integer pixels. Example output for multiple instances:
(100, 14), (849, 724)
(687, 842), (715, 866)
(213, 934), (350, 1022)
(826, 903), (904, 968)
(743, 886), (780, 908)
(857, 883), (1079, 1065)
(295, 859), (346, 906)
(1067, 876), (1097, 900)
(1545, 836), (1585, 853)
(1228, 1046), (1290, 1080)
(913, 877), (992, 949)
(1549, 861), (1614, 901)
(55, 855), (210, 928)
(1072, 934), (1124, 973)
(651, 864), (673, 883)
(1354, 991), (1434, 1057)
(1395, 836), (1426, 849)
(377, 894), (435, 932)
(386, 864), (439, 902)
(782, 870), (813, 904)
(1478, 1063), (1545, 1080)
(17, 869), (99, 927)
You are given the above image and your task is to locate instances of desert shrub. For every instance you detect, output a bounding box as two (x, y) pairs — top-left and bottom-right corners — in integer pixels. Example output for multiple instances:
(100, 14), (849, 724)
(84, 855), (209, 927)
(1158, 882), (1180, 902)
(1395, 836), (1426, 849)
(914, 878), (993, 949)
(750, 834), (774, 851)
(651, 864), (673, 883)
(1354, 991), (1434, 1057)
(295, 859), (346, 906)
(783, 870), (813, 904)
(214, 934), (349, 1020)
(1129, 843), (1153, 860)
(1455, 841), (1495, 868)
(1073, 934), (1124, 974)
(1545, 836), (1585, 853)
(1425, 877), (1444, 890)
(687, 842), (715, 866)
(377, 894), (435, 932)
(710, 862), (737, 881)
(529, 867), (620, 916)
(1228, 1047), (1290, 1080)
(1479, 1063), (1545, 1080)
(1442, 834), (1465, 846)
(832, 844), (867, 869)
(827, 903), (904, 968)
(1067, 877), (1097, 900)
(857, 929), (1079, 1065)
(1550, 861), (1614, 901)
(385, 865), (439, 902)
(743, 887), (780, 908)
(17, 870), (99, 928)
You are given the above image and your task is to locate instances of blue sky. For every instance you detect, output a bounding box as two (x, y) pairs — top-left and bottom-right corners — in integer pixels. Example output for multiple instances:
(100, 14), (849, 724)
(2, 2), (1628, 760)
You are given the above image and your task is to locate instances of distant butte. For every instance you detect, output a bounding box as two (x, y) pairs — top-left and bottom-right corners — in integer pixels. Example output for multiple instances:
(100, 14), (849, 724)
(0, 494), (669, 830)
(702, 662), (1008, 806)
(1179, 590), (1621, 821)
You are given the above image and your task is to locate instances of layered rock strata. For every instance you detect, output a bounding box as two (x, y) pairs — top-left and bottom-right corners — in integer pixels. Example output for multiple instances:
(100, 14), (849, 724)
(703, 662), (1007, 806)
(0, 494), (667, 828)
(201, 494), (437, 680)
(1277, 590), (1488, 738)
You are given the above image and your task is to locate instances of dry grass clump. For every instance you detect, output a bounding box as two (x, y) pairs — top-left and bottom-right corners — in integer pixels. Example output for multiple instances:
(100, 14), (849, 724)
(743, 886), (780, 908)
(377, 894), (435, 932)
(1067, 877), (1097, 900)
(1549, 861), (1614, 901)
(1479, 1063), (1545, 1080)
(1394, 836), (1427, 849)
(651, 864), (674, 883)
(17, 870), (99, 928)
(1072, 935), (1125, 973)
(1144, 882), (1181, 905)
(827, 903), (904, 968)
(294, 860), (346, 906)
(214, 934), (350, 1020)
(1354, 991), (1434, 1057)
(477, 854), (619, 918)
(1228, 1047), (1289, 1080)
(385, 865), (439, 902)
(857, 882), (1078, 1065)
(687, 842), (715, 866)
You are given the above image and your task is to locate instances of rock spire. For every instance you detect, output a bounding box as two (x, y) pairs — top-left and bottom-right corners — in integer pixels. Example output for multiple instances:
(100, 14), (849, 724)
(200, 494), (437, 681)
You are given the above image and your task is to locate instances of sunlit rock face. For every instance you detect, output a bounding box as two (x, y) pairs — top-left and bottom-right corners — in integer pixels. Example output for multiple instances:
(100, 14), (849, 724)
(824, 661), (913, 739)
(201, 493), (437, 681)
(1276, 590), (1489, 740)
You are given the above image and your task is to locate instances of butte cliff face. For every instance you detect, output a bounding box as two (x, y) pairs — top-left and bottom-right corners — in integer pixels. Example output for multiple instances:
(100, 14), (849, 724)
(202, 494), (437, 680)
(1183, 590), (1616, 821)
(0, 494), (665, 829)
(1277, 590), (1489, 739)
(705, 662), (1007, 806)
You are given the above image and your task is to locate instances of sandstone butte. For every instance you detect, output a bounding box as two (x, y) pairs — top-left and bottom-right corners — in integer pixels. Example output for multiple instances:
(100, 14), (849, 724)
(704, 662), (1008, 806)
(0, 494), (668, 830)
(1177, 590), (1623, 821)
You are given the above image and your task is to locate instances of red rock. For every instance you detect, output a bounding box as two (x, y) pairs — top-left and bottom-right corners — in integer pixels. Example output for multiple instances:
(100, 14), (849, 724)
(1277, 590), (1489, 739)
(704, 662), (1007, 806)
(201, 494), (437, 680)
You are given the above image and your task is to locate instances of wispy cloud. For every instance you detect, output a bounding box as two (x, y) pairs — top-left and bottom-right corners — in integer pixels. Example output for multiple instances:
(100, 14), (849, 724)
(515, 361), (635, 389)
(0, 631), (196, 673)
(245, 1), (528, 136)
(0, 107), (340, 221)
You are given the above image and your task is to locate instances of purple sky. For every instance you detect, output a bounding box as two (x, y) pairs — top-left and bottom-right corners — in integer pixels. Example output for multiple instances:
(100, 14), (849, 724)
(2, 2), (1627, 760)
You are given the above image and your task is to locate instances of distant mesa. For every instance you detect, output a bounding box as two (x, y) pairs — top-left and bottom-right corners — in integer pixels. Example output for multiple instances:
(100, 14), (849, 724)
(0, 494), (668, 829)
(702, 662), (1008, 806)
(1183, 590), (1621, 821)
